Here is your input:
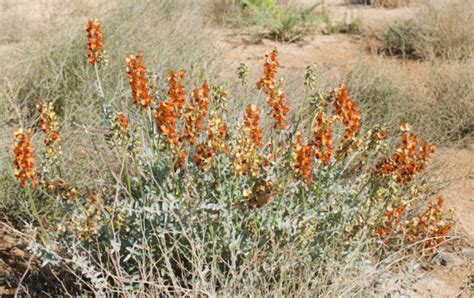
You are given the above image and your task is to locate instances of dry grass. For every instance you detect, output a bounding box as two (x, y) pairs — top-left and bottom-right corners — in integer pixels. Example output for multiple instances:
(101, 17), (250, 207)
(346, 57), (474, 144)
(382, 0), (474, 60)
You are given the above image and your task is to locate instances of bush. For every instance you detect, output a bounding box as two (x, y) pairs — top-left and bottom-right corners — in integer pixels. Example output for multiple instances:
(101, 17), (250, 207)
(321, 9), (363, 35)
(381, 0), (474, 60)
(12, 20), (454, 295)
(215, 0), (321, 42)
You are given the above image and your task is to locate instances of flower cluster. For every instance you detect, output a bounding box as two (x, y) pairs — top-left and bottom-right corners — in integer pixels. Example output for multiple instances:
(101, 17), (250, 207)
(372, 199), (407, 242)
(374, 123), (436, 186)
(45, 179), (78, 202)
(193, 111), (228, 171)
(333, 84), (361, 150)
(156, 100), (179, 147)
(291, 132), (313, 183)
(404, 196), (453, 253)
(184, 81), (210, 145)
(231, 126), (268, 177)
(108, 112), (137, 151)
(126, 51), (153, 109)
(211, 84), (229, 108)
(167, 70), (186, 116)
(155, 70), (187, 147)
(312, 111), (337, 167)
(243, 104), (263, 147)
(85, 19), (104, 66)
(37, 101), (61, 155)
(257, 49), (288, 129)
(13, 129), (39, 189)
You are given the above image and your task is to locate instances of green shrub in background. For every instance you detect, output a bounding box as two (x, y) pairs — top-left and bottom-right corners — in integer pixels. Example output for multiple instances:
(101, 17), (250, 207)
(218, 0), (321, 42)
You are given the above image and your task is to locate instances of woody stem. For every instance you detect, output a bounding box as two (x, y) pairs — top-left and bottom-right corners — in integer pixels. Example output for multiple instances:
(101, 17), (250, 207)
(26, 185), (48, 244)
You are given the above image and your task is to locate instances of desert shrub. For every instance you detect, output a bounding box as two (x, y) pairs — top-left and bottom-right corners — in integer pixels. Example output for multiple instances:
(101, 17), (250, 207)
(321, 9), (363, 35)
(13, 20), (454, 295)
(214, 0), (321, 42)
(382, 0), (474, 60)
(346, 58), (474, 144)
(383, 20), (420, 58)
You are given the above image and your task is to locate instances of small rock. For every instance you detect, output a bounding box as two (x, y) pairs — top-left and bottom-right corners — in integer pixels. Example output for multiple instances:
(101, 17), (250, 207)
(10, 247), (26, 257)
(461, 248), (474, 261)
(432, 252), (463, 267)
(3, 234), (16, 246)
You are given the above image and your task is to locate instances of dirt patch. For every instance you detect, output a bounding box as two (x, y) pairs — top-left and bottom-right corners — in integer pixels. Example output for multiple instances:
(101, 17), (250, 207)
(0, 222), (81, 296)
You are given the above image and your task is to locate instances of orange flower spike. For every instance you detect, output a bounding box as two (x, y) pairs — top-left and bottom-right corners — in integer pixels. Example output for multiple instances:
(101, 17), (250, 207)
(291, 132), (313, 183)
(155, 101), (179, 147)
(267, 92), (289, 129)
(374, 123), (436, 186)
(257, 49), (279, 93)
(126, 51), (153, 109)
(85, 19), (104, 65)
(333, 84), (361, 144)
(167, 70), (186, 116)
(185, 81), (210, 144)
(13, 129), (39, 189)
(243, 104), (263, 147)
(257, 49), (289, 129)
(312, 111), (336, 166)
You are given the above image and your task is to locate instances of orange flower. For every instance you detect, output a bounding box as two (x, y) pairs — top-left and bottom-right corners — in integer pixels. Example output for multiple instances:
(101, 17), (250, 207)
(174, 149), (187, 171)
(167, 70), (186, 117)
(243, 104), (263, 147)
(117, 112), (129, 133)
(257, 49), (279, 92)
(13, 129), (39, 189)
(312, 111), (337, 166)
(126, 51), (152, 109)
(184, 81), (210, 144)
(37, 101), (61, 155)
(85, 19), (104, 65)
(155, 100), (179, 147)
(405, 196), (453, 253)
(371, 200), (406, 243)
(291, 132), (313, 183)
(374, 124), (436, 186)
(257, 49), (289, 129)
(193, 143), (215, 171)
(193, 111), (228, 171)
(333, 84), (361, 148)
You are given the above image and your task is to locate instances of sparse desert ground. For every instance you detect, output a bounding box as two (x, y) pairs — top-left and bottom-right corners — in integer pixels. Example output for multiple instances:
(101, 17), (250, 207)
(1, 0), (473, 295)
